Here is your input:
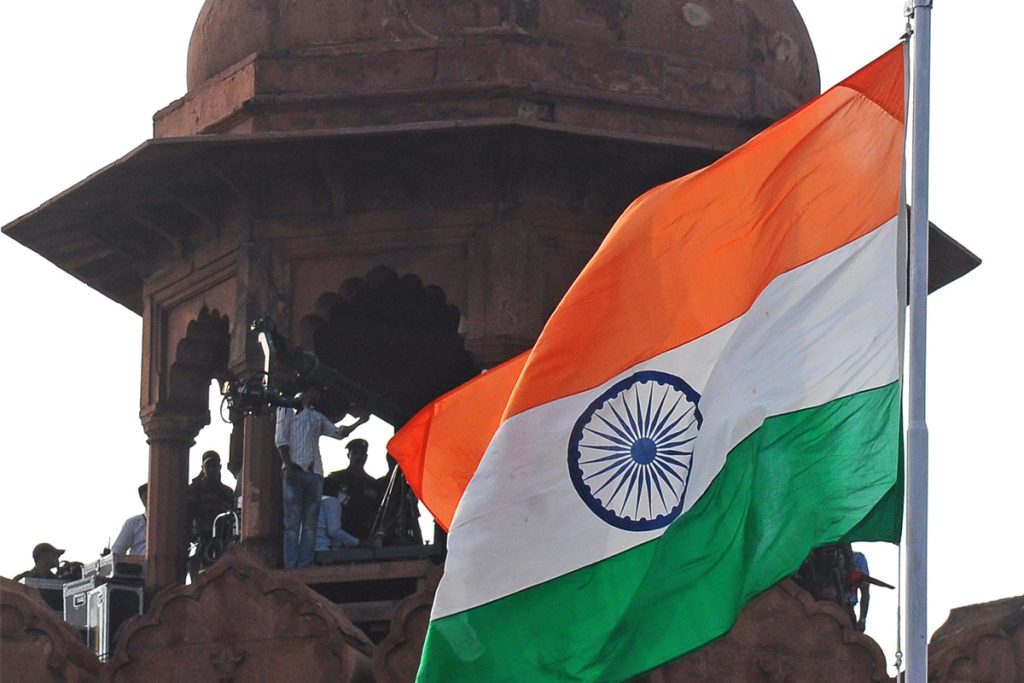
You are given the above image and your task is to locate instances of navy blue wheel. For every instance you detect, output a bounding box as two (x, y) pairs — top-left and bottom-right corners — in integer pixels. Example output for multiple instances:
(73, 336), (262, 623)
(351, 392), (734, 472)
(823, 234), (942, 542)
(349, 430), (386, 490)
(567, 371), (702, 531)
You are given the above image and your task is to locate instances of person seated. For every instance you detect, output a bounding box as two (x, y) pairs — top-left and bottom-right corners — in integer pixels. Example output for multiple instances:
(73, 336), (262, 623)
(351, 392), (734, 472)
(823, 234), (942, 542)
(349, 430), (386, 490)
(13, 542), (65, 581)
(187, 451), (235, 577)
(315, 479), (360, 553)
(111, 483), (148, 556)
(324, 439), (381, 541)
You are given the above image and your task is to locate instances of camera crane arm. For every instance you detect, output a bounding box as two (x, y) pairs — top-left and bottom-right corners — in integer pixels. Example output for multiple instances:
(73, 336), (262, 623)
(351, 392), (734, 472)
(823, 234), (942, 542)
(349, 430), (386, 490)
(223, 317), (406, 425)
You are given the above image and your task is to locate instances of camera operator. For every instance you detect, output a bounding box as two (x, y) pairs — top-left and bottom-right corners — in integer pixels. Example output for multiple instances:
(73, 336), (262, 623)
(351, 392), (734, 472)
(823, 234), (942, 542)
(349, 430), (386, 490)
(187, 451), (235, 579)
(14, 542), (66, 581)
(275, 385), (367, 568)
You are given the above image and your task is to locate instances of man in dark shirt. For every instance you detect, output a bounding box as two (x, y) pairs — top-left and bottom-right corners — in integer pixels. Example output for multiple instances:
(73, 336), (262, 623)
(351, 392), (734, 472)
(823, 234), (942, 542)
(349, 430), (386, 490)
(13, 542), (64, 581)
(187, 451), (235, 577)
(324, 439), (381, 541)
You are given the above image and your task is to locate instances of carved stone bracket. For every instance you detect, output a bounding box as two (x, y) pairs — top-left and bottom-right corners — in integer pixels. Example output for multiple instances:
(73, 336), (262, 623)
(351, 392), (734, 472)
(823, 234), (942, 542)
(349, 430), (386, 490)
(372, 566), (443, 683)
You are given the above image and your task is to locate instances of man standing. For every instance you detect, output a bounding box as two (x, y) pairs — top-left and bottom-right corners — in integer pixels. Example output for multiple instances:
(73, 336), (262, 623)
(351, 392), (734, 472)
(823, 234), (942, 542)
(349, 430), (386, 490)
(187, 451), (235, 577)
(847, 549), (872, 632)
(276, 386), (367, 568)
(111, 483), (148, 556)
(325, 438), (381, 541)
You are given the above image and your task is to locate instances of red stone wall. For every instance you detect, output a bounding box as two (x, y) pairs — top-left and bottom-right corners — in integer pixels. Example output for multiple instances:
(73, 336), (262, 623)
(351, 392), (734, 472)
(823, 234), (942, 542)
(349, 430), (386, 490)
(105, 547), (374, 683)
(0, 577), (103, 683)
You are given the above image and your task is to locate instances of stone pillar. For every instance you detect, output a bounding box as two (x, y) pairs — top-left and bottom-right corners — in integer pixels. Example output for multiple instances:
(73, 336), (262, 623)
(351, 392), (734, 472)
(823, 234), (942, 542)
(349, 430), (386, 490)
(141, 408), (205, 593)
(240, 413), (283, 568)
(226, 413), (245, 479)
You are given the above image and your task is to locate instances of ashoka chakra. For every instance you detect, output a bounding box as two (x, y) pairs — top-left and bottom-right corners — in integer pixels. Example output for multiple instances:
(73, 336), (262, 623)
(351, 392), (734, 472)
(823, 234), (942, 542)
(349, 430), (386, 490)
(567, 371), (702, 531)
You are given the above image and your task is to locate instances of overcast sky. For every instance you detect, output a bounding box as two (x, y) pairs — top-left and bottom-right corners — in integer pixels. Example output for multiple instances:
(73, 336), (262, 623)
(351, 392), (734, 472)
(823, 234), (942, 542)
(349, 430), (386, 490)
(1, 2), (1020, 676)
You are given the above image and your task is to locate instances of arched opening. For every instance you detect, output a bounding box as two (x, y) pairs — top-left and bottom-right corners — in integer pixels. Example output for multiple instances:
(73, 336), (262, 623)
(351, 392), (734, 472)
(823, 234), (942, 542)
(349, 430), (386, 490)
(165, 307), (230, 411)
(296, 266), (478, 546)
(192, 378), (237, 489)
(298, 265), (478, 425)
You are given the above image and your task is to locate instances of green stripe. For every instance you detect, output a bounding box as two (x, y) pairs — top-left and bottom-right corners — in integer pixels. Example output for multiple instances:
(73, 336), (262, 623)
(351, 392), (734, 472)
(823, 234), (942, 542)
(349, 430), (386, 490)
(419, 381), (902, 683)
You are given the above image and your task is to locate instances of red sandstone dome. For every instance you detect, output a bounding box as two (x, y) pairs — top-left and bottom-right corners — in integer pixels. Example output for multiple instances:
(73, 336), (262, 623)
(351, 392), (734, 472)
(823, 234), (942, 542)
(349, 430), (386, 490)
(186, 0), (819, 112)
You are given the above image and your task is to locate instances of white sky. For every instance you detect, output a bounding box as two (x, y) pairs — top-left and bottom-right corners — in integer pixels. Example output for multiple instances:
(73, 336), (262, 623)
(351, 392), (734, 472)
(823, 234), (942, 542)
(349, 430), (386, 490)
(1, 1), (1020, 676)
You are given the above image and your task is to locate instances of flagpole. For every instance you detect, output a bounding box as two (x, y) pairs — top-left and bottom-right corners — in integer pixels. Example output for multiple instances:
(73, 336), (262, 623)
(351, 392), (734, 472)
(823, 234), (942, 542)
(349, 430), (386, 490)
(905, 1), (932, 682)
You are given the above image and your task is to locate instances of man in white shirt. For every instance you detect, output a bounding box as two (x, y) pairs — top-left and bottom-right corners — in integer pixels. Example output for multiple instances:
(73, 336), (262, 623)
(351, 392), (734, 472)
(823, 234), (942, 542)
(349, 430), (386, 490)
(275, 386), (367, 568)
(111, 484), (148, 556)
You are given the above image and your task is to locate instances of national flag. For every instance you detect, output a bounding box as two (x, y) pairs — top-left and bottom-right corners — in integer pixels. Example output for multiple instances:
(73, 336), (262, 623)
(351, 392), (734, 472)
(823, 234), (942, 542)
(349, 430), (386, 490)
(391, 45), (906, 682)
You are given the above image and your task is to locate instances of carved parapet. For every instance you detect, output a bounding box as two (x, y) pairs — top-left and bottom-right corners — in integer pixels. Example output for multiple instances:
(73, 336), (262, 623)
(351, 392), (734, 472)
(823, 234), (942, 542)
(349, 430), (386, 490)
(372, 566), (443, 683)
(929, 594), (1024, 682)
(105, 546), (374, 683)
(640, 580), (892, 682)
(0, 577), (103, 682)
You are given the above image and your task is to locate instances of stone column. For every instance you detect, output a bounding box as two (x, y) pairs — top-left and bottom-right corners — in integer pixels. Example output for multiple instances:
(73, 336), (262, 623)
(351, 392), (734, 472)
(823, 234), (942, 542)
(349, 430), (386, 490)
(240, 413), (283, 568)
(141, 407), (206, 593)
(226, 412), (245, 480)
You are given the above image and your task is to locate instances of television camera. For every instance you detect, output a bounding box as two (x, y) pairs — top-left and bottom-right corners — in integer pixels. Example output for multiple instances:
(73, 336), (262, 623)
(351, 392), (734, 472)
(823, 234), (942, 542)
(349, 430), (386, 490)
(220, 317), (399, 422)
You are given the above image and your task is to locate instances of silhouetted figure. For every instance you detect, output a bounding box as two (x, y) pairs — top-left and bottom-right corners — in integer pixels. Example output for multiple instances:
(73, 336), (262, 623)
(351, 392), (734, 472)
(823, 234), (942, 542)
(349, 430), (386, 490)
(111, 483), (148, 556)
(324, 439), (381, 541)
(847, 550), (871, 632)
(13, 542), (64, 581)
(187, 451), (234, 578)
(793, 543), (850, 605)
(793, 543), (891, 633)
(276, 386), (367, 568)
(315, 478), (360, 552)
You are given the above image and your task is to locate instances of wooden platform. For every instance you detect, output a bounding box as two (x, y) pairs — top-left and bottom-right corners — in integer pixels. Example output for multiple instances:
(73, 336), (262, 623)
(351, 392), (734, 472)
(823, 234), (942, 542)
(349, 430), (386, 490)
(273, 545), (444, 643)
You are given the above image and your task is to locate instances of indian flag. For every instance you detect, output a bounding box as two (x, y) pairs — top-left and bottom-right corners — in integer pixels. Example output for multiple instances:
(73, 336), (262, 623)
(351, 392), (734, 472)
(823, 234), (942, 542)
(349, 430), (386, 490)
(390, 45), (906, 682)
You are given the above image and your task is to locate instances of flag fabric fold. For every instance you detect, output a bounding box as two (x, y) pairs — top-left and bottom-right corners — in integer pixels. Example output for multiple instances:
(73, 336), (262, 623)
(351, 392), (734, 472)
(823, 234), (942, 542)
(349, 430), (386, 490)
(388, 351), (528, 531)
(389, 45), (906, 683)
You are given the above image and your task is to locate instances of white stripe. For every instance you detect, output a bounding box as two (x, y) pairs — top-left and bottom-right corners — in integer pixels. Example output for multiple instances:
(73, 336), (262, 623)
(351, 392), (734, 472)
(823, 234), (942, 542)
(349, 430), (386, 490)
(433, 217), (901, 619)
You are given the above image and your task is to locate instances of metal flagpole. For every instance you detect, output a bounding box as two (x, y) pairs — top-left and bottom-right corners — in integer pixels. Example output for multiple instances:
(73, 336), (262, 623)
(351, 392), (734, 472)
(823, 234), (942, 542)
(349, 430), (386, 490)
(905, 1), (932, 682)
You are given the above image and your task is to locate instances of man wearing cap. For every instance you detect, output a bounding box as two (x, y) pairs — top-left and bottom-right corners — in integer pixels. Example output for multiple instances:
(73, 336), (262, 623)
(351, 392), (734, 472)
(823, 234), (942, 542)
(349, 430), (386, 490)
(275, 386), (368, 568)
(187, 451), (235, 577)
(13, 543), (65, 581)
(324, 438), (381, 541)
